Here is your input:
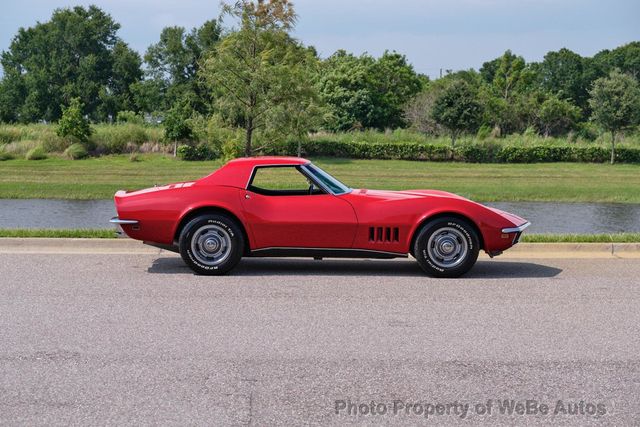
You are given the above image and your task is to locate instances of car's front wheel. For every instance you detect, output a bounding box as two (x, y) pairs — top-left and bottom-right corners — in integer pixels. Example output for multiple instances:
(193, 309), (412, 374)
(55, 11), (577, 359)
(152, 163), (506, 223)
(179, 214), (244, 275)
(413, 216), (480, 278)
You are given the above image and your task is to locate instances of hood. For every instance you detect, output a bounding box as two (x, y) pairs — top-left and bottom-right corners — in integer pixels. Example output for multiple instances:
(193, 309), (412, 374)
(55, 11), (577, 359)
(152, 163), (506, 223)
(487, 206), (527, 227)
(351, 188), (469, 201)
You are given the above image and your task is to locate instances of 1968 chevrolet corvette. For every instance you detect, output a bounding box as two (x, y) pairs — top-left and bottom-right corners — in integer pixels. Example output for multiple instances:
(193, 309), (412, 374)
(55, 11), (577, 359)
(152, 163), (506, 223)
(111, 156), (530, 277)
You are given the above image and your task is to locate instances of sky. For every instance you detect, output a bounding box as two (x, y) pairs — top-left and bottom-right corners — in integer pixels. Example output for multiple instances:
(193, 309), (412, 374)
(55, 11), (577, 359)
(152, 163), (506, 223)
(1, 0), (639, 79)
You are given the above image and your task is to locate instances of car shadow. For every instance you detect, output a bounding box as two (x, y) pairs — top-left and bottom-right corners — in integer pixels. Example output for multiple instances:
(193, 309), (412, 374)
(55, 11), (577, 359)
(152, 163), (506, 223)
(147, 257), (562, 279)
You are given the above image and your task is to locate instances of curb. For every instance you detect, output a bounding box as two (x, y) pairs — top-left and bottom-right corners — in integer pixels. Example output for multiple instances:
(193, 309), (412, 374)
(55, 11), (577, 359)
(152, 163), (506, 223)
(0, 238), (163, 254)
(0, 238), (638, 258)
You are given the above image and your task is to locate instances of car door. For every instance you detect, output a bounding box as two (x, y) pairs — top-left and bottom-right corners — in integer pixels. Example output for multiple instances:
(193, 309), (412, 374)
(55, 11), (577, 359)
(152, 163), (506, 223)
(240, 165), (358, 249)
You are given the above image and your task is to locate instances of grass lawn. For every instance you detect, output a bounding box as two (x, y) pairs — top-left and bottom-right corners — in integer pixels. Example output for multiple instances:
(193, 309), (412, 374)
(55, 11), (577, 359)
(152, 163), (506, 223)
(0, 229), (117, 238)
(0, 154), (639, 202)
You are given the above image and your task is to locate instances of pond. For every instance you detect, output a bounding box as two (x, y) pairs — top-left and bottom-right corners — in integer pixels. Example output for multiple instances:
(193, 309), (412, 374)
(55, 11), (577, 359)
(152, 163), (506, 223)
(0, 199), (639, 234)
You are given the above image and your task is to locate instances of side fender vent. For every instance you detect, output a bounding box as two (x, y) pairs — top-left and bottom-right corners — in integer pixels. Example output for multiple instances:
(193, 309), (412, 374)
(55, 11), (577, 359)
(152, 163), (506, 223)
(369, 226), (399, 243)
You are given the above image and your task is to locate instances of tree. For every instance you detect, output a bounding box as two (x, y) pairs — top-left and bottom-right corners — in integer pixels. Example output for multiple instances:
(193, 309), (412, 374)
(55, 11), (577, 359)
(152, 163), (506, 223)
(164, 97), (195, 155)
(592, 42), (640, 80)
(98, 41), (143, 120)
(316, 50), (377, 131)
(0, 6), (140, 122)
(56, 98), (92, 143)
(201, 0), (317, 156)
(266, 48), (325, 156)
(432, 80), (483, 146)
(589, 70), (640, 164)
(538, 48), (588, 112)
(492, 50), (534, 102)
(369, 51), (425, 129)
(143, 20), (221, 113)
(536, 95), (581, 137)
(403, 79), (450, 135)
(317, 50), (424, 131)
(479, 51), (536, 134)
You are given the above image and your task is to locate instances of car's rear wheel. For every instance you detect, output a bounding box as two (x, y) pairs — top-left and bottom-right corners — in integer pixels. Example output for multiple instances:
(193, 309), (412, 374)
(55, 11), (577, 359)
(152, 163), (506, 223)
(413, 216), (480, 278)
(179, 214), (244, 275)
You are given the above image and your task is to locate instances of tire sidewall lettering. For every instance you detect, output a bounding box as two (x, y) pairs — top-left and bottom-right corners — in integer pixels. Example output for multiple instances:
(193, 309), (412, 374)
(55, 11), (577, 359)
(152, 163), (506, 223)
(446, 221), (473, 250)
(416, 218), (478, 277)
(183, 217), (238, 273)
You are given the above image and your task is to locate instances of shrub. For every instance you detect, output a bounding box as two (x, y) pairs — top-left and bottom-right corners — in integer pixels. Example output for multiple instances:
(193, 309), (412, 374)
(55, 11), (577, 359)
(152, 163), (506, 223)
(0, 126), (22, 144)
(3, 139), (39, 156)
(265, 139), (640, 164)
(64, 143), (89, 160)
(56, 98), (93, 143)
(576, 122), (599, 141)
(177, 143), (217, 161)
(164, 98), (194, 142)
(116, 111), (144, 125)
(222, 139), (242, 162)
(25, 146), (47, 160)
(476, 125), (491, 140)
(0, 151), (14, 161)
(92, 124), (151, 154)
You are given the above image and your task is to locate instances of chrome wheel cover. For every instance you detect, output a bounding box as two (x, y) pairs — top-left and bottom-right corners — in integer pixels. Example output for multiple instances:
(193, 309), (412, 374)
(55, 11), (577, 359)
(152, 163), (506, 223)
(190, 224), (232, 267)
(426, 227), (468, 269)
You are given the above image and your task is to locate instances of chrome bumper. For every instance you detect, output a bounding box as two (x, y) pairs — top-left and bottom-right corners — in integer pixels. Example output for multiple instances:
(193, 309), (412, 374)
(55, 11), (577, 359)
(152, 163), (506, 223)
(110, 216), (139, 225)
(502, 222), (531, 234)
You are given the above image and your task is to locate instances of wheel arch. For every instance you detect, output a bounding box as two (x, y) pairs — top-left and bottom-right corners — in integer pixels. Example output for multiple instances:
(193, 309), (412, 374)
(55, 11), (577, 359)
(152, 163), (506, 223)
(409, 211), (485, 255)
(173, 206), (251, 255)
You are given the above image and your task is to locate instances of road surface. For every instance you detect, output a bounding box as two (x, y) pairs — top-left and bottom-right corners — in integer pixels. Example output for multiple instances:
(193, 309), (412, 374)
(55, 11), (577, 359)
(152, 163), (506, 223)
(1, 252), (639, 425)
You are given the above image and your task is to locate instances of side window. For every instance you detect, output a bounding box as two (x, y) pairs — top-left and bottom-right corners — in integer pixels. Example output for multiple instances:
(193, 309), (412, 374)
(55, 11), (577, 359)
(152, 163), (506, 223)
(248, 166), (323, 196)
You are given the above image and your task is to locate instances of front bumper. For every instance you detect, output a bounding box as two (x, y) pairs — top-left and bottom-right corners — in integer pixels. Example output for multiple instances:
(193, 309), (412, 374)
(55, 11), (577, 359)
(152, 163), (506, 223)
(501, 221), (531, 234)
(501, 221), (531, 246)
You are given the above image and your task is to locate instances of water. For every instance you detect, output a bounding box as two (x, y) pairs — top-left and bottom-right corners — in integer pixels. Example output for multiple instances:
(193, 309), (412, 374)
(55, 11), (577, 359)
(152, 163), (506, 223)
(0, 200), (116, 229)
(0, 199), (639, 234)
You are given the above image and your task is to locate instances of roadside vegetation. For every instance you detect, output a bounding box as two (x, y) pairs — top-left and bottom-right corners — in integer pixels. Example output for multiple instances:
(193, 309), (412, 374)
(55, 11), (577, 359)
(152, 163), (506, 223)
(0, 229), (117, 238)
(0, 155), (639, 203)
(1, 2), (639, 165)
(521, 233), (640, 243)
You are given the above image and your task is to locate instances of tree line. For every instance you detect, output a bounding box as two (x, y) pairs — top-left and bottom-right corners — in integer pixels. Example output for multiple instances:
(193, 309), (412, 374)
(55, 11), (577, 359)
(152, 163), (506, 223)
(0, 1), (639, 162)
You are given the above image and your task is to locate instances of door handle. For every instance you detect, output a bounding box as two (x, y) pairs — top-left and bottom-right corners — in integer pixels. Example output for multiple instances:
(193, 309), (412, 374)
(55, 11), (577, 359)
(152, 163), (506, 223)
(245, 194), (251, 199)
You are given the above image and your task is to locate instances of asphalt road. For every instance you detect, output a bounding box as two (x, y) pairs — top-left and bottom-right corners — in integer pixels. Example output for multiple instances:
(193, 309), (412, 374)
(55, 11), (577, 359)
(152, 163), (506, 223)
(1, 253), (639, 425)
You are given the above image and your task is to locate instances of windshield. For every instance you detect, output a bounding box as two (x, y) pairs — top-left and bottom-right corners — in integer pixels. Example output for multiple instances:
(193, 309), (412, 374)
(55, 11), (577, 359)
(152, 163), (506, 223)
(303, 163), (351, 195)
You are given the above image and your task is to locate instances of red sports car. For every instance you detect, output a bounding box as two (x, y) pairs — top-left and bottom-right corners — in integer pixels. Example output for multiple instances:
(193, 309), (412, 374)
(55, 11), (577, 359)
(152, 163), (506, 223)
(111, 156), (530, 277)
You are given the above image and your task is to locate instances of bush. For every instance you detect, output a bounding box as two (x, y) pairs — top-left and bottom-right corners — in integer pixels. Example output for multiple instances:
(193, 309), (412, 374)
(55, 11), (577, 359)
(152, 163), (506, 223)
(0, 151), (14, 161)
(92, 124), (156, 154)
(576, 122), (599, 141)
(116, 111), (144, 125)
(476, 125), (491, 140)
(0, 126), (22, 144)
(56, 98), (93, 142)
(64, 143), (89, 160)
(177, 144), (217, 161)
(164, 98), (194, 142)
(2, 139), (39, 156)
(25, 146), (47, 160)
(263, 139), (640, 164)
(222, 139), (242, 162)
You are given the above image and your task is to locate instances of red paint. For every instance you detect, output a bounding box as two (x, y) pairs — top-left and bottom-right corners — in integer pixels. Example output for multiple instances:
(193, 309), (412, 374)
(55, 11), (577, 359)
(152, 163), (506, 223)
(114, 157), (528, 255)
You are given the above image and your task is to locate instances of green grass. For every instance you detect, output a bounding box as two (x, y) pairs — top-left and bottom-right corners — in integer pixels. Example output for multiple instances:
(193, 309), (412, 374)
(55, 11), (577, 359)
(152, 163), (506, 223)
(0, 228), (117, 238)
(521, 233), (640, 243)
(0, 228), (638, 242)
(1, 154), (639, 202)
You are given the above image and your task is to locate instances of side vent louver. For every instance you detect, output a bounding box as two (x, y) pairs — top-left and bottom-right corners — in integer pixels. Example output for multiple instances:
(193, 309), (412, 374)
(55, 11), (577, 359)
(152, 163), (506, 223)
(369, 226), (399, 243)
